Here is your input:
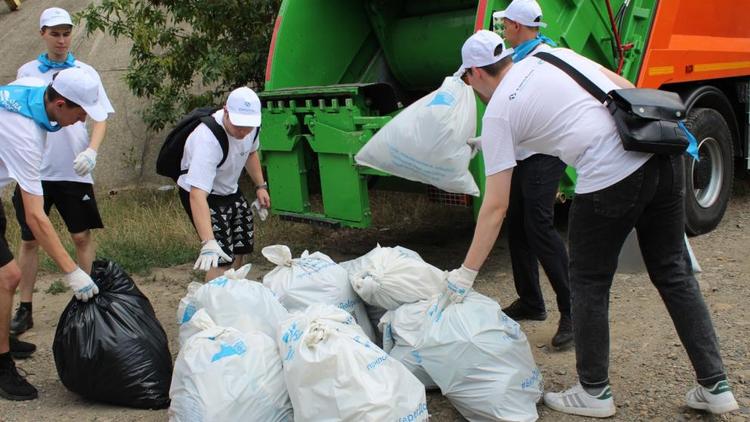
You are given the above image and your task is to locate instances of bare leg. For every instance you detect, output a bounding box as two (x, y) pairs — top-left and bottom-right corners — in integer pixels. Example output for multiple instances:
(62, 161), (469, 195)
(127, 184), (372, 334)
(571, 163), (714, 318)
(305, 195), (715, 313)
(16, 240), (38, 303)
(71, 230), (94, 274)
(0, 261), (22, 353)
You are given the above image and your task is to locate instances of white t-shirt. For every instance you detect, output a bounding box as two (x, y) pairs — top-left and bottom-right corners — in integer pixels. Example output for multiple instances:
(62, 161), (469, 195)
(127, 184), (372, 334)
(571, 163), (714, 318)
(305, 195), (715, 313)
(481, 48), (651, 194)
(17, 59), (115, 184)
(513, 42), (552, 161)
(177, 110), (260, 196)
(0, 77), (47, 195)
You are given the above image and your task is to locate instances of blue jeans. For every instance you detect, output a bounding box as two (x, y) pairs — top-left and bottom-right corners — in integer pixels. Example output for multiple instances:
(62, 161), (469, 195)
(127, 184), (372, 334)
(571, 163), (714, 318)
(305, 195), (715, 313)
(507, 154), (571, 316)
(569, 154), (726, 389)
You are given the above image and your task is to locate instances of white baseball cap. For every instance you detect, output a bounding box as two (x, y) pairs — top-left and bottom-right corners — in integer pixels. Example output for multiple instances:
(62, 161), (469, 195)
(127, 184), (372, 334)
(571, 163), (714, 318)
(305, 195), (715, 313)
(497, 0), (547, 28)
(225, 87), (261, 127)
(40, 7), (73, 30)
(51, 68), (107, 122)
(455, 30), (514, 77)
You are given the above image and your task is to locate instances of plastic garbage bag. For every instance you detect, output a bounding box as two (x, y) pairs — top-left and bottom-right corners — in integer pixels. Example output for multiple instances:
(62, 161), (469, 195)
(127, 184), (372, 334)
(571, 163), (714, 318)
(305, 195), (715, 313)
(169, 309), (293, 422)
(380, 300), (438, 390)
(176, 266), (289, 343)
(618, 230), (702, 274)
(419, 293), (543, 422)
(355, 76), (479, 196)
(262, 245), (376, 341)
(345, 244), (444, 310)
(277, 304), (428, 422)
(53, 260), (172, 409)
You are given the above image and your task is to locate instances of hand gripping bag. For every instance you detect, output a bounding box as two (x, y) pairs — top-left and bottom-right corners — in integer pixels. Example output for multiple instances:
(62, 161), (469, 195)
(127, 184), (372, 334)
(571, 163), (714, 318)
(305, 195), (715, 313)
(379, 300), (438, 390)
(262, 245), (376, 341)
(53, 260), (172, 409)
(169, 309), (293, 422)
(419, 293), (543, 422)
(176, 265), (289, 342)
(355, 76), (479, 196)
(277, 304), (428, 422)
(345, 244), (444, 310)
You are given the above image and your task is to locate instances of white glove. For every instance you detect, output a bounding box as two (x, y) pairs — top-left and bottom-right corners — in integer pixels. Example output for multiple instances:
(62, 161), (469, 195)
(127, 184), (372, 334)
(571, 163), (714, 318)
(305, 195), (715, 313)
(73, 148), (97, 176)
(251, 199), (268, 221)
(194, 239), (231, 271)
(445, 265), (478, 304)
(65, 267), (99, 302)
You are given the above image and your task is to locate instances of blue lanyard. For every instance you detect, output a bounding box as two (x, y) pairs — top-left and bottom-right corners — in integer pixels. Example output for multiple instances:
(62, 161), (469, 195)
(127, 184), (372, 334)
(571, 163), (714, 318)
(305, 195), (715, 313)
(37, 52), (76, 73)
(512, 34), (558, 63)
(0, 84), (60, 132)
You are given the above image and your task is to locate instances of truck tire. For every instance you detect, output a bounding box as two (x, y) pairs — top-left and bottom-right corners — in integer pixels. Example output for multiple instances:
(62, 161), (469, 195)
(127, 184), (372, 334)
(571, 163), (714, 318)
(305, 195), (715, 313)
(683, 107), (734, 236)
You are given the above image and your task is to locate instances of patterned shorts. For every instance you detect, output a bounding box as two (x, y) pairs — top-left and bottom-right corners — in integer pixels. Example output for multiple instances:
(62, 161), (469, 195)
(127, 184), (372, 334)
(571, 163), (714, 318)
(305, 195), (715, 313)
(179, 189), (254, 264)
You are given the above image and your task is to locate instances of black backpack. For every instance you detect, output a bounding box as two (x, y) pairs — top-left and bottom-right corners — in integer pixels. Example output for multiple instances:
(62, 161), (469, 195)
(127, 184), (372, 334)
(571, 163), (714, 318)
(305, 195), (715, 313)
(155, 107), (229, 182)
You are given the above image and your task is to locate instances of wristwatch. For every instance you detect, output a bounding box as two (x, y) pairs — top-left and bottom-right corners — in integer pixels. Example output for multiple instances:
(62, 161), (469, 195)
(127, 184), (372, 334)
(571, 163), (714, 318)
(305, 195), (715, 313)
(255, 183), (268, 191)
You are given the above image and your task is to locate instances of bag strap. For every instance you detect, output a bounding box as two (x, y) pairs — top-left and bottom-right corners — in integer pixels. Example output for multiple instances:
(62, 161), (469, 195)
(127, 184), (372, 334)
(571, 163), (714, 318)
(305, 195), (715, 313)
(200, 115), (230, 167)
(534, 52), (610, 104)
(176, 113), (229, 177)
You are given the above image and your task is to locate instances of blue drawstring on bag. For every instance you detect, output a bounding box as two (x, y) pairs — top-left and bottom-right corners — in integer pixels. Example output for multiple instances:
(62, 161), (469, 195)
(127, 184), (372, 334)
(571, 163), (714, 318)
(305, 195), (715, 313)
(512, 34), (558, 63)
(678, 121), (699, 161)
(37, 52), (76, 73)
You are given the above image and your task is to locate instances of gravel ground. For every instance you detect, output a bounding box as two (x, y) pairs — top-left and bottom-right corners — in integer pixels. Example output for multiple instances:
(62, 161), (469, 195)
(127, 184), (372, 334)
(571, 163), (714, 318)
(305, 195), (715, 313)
(3, 186), (749, 421)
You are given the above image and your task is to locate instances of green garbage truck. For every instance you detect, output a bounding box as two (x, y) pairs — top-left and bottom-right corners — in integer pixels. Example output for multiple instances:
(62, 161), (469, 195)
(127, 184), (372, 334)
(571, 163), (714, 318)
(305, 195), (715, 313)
(260, 0), (750, 234)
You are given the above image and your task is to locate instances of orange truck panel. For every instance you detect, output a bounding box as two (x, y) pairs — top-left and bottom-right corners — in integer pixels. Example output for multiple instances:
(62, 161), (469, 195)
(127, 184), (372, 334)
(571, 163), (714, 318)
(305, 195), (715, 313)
(638, 0), (750, 88)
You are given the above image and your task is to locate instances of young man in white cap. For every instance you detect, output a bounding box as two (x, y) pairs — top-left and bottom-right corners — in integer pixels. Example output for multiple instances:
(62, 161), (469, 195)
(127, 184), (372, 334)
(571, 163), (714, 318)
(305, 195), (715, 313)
(9, 7), (114, 336)
(0, 67), (107, 401)
(178, 87), (270, 282)
(494, 0), (573, 350)
(448, 30), (738, 417)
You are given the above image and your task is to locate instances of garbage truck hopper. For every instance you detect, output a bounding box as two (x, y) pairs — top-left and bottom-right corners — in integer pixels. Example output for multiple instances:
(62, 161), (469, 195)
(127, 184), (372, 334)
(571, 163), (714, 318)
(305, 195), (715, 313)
(260, 0), (659, 228)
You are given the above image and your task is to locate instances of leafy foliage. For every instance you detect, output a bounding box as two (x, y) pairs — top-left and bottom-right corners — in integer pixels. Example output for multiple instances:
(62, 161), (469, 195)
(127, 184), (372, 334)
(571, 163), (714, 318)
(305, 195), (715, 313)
(78, 0), (281, 130)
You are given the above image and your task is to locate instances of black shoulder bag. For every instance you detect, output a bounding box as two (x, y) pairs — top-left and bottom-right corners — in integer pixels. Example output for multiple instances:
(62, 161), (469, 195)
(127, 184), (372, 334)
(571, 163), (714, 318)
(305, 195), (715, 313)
(534, 52), (689, 155)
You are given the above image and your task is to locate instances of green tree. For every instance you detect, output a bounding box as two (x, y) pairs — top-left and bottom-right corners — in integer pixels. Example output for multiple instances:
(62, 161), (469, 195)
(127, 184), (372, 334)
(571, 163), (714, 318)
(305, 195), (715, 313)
(78, 0), (281, 131)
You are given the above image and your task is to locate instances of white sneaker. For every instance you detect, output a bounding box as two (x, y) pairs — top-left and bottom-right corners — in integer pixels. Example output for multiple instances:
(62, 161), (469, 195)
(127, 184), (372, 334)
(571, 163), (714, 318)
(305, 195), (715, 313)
(686, 380), (739, 414)
(544, 383), (616, 418)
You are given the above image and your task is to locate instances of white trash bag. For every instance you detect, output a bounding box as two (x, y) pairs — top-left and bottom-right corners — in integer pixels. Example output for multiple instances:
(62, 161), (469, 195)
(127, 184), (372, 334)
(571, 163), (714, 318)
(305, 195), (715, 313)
(345, 244), (444, 310)
(176, 265), (289, 341)
(169, 310), (293, 422)
(277, 304), (428, 422)
(262, 245), (376, 341)
(355, 76), (479, 196)
(380, 300), (438, 390)
(419, 293), (543, 422)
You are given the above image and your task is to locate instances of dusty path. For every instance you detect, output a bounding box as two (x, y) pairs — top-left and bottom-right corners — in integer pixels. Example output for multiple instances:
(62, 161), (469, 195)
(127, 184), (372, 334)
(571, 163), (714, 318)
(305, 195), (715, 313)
(3, 190), (749, 421)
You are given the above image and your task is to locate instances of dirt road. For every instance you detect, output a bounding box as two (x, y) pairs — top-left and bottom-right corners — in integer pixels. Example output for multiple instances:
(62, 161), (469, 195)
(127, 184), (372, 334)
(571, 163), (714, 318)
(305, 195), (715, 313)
(4, 189), (749, 421)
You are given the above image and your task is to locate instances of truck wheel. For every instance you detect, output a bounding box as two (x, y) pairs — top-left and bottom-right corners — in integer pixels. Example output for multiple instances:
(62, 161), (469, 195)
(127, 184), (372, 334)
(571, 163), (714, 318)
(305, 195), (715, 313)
(683, 107), (734, 236)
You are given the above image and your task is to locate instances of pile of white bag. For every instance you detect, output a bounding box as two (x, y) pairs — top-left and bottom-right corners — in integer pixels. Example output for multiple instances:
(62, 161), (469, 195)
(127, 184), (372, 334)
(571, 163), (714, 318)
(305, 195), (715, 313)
(350, 245), (543, 422)
(170, 266), (294, 421)
(169, 243), (544, 421)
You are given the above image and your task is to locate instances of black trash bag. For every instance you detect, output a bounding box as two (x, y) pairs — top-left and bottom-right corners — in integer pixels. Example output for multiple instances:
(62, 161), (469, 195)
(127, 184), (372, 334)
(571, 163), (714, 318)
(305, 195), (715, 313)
(53, 260), (172, 409)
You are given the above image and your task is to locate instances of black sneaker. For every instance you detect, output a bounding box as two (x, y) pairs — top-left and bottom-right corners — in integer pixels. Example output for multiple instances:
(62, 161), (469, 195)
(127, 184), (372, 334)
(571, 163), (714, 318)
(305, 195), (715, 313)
(9, 336), (36, 359)
(503, 299), (547, 321)
(0, 359), (38, 401)
(10, 306), (33, 336)
(551, 315), (574, 349)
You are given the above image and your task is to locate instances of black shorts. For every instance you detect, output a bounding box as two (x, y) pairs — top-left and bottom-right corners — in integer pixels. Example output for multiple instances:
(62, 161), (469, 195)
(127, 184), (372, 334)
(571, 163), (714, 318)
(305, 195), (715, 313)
(179, 188), (254, 264)
(0, 200), (14, 267)
(13, 181), (104, 242)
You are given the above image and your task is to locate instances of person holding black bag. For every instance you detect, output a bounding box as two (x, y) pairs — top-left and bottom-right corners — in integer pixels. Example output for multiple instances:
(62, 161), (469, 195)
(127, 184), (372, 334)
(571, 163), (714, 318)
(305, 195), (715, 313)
(446, 30), (738, 417)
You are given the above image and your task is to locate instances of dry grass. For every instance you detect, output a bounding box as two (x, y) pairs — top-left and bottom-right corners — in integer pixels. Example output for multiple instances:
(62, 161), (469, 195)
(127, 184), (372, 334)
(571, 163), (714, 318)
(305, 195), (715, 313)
(2, 185), (475, 276)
